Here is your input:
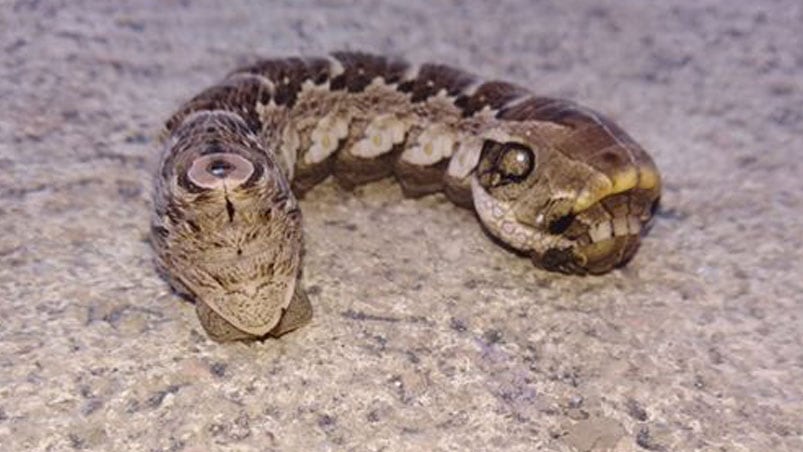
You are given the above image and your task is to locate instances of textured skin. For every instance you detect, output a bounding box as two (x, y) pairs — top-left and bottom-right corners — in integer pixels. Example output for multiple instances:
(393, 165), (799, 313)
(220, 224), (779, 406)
(151, 52), (662, 341)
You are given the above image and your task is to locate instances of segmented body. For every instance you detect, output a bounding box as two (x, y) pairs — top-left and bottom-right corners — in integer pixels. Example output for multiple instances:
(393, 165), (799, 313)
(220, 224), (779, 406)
(151, 52), (662, 341)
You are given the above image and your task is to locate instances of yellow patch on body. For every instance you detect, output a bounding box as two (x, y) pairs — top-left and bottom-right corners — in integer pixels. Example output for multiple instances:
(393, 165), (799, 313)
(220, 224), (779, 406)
(610, 166), (638, 194)
(573, 175), (614, 213)
(638, 166), (660, 190)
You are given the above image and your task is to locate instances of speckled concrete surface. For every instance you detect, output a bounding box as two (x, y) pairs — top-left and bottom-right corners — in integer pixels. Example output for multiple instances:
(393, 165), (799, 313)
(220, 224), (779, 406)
(1, 1), (801, 450)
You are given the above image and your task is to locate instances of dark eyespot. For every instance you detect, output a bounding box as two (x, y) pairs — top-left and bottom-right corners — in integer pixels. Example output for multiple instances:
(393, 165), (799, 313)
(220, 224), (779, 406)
(548, 214), (575, 235)
(538, 247), (582, 274)
(186, 153), (255, 190)
(496, 142), (535, 183)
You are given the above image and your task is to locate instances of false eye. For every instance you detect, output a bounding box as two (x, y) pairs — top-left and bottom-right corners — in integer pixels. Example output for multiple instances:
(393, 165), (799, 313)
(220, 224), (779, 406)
(186, 153), (255, 190)
(207, 158), (236, 178)
(496, 142), (535, 182)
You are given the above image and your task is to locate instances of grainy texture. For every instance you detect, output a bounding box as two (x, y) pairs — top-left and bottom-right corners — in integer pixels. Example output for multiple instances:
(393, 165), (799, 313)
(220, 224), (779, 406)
(1, 0), (801, 450)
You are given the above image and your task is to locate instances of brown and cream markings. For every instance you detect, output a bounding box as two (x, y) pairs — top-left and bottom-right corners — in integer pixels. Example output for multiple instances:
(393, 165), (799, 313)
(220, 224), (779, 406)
(151, 52), (662, 342)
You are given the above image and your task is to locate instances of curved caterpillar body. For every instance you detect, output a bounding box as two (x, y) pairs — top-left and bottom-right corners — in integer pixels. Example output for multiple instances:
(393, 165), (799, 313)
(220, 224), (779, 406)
(151, 52), (662, 342)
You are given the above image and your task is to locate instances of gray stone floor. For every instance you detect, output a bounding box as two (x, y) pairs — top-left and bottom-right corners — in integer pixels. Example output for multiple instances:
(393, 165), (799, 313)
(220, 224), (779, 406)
(1, 1), (801, 450)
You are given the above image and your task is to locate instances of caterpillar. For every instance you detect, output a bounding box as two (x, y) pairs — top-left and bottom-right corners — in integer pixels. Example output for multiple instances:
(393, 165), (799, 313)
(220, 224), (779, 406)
(151, 52), (662, 342)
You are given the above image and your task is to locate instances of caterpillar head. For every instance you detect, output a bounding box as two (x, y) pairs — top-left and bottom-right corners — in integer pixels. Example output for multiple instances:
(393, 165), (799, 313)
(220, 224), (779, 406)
(471, 126), (661, 275)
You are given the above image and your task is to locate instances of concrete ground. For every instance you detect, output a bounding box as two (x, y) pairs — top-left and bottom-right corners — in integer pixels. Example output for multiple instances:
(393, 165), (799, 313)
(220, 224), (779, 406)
(1, 1), (801, 450)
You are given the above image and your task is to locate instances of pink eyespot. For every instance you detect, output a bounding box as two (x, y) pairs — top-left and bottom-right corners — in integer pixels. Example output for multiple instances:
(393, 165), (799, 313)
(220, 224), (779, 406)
(186, 153), (255, 190)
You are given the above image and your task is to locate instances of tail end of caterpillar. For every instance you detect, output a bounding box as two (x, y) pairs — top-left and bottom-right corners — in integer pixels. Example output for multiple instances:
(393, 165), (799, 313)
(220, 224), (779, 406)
(196, 284), (313, 342)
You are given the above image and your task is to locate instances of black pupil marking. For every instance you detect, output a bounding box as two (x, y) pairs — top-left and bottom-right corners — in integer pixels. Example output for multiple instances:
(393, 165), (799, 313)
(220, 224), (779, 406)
(208, 159), (235, 178)
(548, 214), (575, 235)
(540, 248), (580, 273)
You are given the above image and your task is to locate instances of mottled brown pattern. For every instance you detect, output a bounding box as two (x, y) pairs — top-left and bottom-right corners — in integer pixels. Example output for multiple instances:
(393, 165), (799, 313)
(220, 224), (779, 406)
(455, 81), (530, 117)
(232, 57), (333, 107)
(330, 51), (409, 92)
(401, 63), (478, 102)
(152, 51), (661, 341)
(165, 76), (270, 132)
